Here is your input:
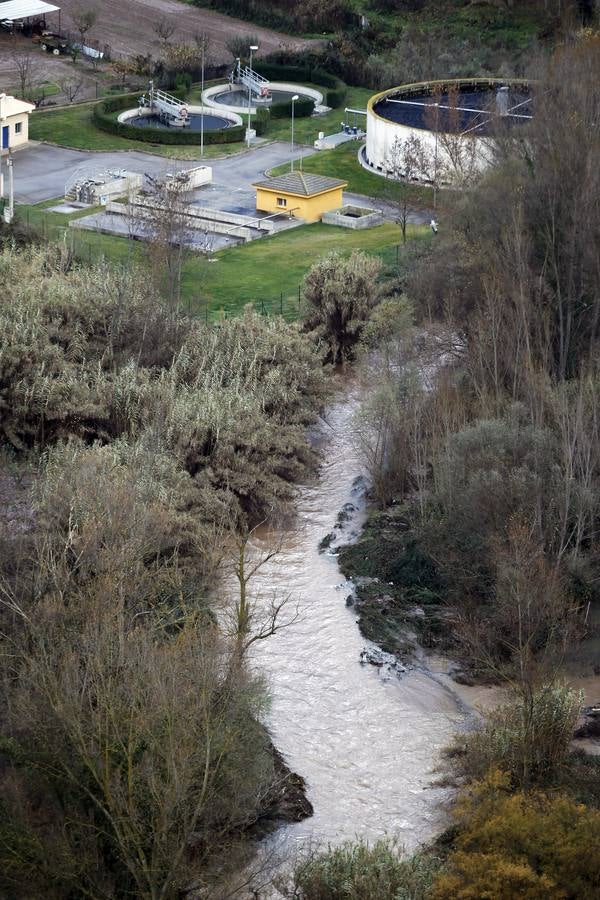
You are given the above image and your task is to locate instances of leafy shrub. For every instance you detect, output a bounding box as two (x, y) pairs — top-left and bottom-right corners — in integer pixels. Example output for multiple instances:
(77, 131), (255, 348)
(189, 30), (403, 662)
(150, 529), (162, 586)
(302, 251), (384, 365)
(426, 407), (560, 599)
(0, 247), (328, 525)
(431, 771), (600, 900)
(447, 684), (583, 789)
(192, 0), (356, 34)
(283, 839), (440, 900)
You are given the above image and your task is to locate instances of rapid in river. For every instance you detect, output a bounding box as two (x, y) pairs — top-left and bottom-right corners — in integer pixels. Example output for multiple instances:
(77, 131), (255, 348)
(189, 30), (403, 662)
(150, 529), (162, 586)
(243, 380), (467, 855)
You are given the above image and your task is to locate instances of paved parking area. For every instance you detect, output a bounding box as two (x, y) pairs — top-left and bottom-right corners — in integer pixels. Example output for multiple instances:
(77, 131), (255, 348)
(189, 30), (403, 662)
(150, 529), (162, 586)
(9, 141), (304, 205)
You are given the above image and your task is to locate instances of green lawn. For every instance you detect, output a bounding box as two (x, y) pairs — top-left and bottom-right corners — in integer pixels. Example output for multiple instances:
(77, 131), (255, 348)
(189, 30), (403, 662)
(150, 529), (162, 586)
(13, 81), (61, 103)
(16, 199), (427, 320)
(263, 85), (374, 145)
(269, 141), (435, 207)
(28, 84), (378, 165)
(197, 220), (428, 318)
(29, 102), (246, 160)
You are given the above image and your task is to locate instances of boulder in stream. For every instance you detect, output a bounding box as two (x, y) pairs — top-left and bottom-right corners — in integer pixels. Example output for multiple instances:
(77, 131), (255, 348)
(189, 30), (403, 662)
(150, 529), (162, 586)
(574, 706), (600, 738)
(359, 647), (406, 675)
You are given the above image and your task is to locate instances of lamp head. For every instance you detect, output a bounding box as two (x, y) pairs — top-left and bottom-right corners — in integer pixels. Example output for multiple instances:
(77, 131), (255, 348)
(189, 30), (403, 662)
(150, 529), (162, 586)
(292, 94), (299, 101)
(250, 45), (258, 51)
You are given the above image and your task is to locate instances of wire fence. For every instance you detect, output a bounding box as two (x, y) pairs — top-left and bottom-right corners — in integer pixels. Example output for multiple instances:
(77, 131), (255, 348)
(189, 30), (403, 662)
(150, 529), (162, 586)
(18, 210), (308, 323)
(193, 289), (305, 323)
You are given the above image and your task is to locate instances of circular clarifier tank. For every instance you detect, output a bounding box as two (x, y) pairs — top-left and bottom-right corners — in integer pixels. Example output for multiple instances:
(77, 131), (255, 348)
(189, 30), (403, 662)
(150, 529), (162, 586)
(373, 85), (531, 133)
(365, 78), (531, 180)
(128, 112), (233, 131)
(211, 88), (313, 108)
(202, 82), (324, 115)
(117, 105), (243, 133)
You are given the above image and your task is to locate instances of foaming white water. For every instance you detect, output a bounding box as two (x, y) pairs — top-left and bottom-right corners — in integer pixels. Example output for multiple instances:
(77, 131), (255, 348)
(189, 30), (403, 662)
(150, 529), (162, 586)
(239, 383), (465, 854)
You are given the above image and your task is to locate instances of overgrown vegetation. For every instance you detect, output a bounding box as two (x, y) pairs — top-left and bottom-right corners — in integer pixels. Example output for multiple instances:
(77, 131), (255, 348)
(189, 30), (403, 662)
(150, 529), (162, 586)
(345, 37), (600, 683)
(281, 839), (440, 899)
(0, 244), (327, 896)
(299, 35), (600, 900)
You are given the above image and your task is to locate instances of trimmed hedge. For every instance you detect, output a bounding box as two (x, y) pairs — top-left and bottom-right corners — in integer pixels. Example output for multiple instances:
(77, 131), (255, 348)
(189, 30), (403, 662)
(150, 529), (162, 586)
(254, 63), (347, 109)
(92, 92), (250, 146)
(269, 96), (314, 119)
(325, 85), (347, 108)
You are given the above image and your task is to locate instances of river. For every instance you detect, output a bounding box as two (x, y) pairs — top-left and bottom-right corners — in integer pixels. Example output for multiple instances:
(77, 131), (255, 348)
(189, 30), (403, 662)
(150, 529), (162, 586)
(243, 380), (467, 857)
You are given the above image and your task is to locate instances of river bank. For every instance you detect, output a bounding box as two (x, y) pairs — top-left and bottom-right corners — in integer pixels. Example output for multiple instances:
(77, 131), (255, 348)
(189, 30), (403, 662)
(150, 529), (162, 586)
(240, 378), (469, 860)
(334, 484), (600, 745)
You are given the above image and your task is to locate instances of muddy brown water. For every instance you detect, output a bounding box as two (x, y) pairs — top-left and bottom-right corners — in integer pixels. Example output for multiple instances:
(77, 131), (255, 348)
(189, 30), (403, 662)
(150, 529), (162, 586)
(234, 383), (467, 855)
(228, 380), (600, 863)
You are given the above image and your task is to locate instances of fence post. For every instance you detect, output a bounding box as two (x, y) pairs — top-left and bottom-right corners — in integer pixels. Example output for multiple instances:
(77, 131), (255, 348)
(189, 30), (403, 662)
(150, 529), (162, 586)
(280, 292), (283, 315)
(261, 299), (265, 315)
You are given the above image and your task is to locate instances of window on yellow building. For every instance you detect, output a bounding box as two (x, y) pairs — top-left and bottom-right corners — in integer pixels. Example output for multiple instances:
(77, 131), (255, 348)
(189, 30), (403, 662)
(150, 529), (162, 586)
(277, 197), (287, 208)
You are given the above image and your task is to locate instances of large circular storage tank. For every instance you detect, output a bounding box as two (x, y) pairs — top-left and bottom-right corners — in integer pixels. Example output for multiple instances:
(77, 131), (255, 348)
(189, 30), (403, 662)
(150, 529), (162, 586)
(365, 78), (531, 182)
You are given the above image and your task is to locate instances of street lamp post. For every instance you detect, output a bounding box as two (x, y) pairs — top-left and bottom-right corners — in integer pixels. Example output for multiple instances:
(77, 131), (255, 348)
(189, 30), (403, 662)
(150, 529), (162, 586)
(433, 101), (439, 210)
(6, 152), (14, 224)
(200, 38), (205, 158)
(290, 94), (299, 172)
(247, 44), (259, 148)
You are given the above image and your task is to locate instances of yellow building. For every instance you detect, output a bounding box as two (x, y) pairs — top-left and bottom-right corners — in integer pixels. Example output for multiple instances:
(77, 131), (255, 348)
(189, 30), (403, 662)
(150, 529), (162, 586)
(253, 172), (347, 223)
(0, 94), (36, 153)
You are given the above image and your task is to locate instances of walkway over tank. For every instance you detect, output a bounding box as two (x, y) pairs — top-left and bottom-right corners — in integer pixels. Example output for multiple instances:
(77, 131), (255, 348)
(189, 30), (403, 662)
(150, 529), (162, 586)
(235, 62), (271, 98)
(139, 85), (189, 123)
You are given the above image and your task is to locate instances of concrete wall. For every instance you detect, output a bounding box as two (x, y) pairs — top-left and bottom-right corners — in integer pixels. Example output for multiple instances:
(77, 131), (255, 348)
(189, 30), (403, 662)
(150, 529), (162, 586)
(365, 79), (528, 183)
(165, 166), (212, 190)
(202, 83), (323, 116)
(106, 200), (257, 242)
(322, 206), (381, 229)
(366, 101), (491, 183)
(0, 113), (30, 151)
(118, 106), (242, 127)
(255, 186), (344, 223)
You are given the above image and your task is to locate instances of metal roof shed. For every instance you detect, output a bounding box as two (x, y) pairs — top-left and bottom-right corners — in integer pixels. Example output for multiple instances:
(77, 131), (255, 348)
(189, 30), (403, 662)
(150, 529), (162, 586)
(0, 0), (60, 22)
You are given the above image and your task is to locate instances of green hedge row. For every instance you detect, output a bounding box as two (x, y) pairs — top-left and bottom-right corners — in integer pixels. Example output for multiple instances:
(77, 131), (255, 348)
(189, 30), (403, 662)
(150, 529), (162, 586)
(92, 92), (254, 146)
(269, 96), (315, 119)
(254, 63), (347, 108)
(90, 70), (343, 147)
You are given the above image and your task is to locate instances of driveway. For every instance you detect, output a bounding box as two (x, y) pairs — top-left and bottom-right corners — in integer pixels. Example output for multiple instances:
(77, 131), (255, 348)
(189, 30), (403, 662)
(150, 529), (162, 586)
(10, 141), (303, 204)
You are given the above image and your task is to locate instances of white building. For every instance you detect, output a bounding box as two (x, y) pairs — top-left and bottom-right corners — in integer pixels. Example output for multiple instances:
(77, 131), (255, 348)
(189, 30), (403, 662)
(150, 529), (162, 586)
(0, 94), (36, 152)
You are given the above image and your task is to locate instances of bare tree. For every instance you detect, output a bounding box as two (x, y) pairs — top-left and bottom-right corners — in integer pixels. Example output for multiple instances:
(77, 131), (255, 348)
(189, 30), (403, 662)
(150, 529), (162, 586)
(153, 15), (176, 46)
(136, 172), (195, 309)
(228, 526), (298, 660)
(10, 43), (39, 100)
(70, 4), (98, 47)
(385, 135), (432, 244)
(58, 76), (85, 103)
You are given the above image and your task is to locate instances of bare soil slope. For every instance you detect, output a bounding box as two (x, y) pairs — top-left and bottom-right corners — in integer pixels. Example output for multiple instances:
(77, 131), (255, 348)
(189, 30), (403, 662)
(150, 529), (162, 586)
(55, 0), (312, 63)
(0, 1), (317, 104)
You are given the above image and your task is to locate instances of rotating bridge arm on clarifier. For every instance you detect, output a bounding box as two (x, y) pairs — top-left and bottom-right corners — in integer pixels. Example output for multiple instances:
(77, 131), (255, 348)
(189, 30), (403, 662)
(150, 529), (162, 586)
(139, 86), (188, 119)
(236, 61), (270, 97)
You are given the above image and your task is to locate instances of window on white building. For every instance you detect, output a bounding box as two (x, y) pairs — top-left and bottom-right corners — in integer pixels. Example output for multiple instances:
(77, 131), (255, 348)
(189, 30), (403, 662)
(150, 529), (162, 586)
(14, 122), (22, 134)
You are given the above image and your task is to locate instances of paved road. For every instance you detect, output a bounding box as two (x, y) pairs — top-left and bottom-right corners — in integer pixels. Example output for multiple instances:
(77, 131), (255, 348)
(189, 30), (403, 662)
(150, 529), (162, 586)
(10, 142), (305, 205)
(9, 141), (431, 226)
(345, 191), (432, 225)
